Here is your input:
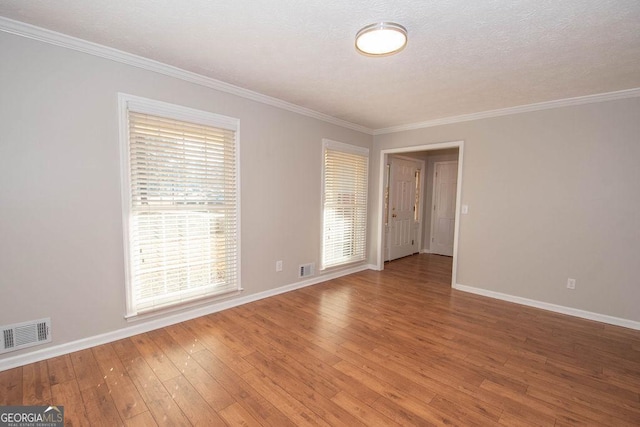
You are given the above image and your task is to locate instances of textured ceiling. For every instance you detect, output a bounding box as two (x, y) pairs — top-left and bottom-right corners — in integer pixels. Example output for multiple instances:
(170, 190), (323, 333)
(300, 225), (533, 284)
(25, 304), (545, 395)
(1, 0), (639, 130)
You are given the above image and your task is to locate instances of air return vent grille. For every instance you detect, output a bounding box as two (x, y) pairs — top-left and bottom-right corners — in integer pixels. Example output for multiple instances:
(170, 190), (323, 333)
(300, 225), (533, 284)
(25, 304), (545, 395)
(0, 318), (51, 354)
(299, 263), (315, 278)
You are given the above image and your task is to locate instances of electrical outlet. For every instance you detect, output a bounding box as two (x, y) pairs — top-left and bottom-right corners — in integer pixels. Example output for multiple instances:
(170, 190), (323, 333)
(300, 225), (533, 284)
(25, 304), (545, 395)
(276, 260), (283, 272)
(567, 278), (576, 290)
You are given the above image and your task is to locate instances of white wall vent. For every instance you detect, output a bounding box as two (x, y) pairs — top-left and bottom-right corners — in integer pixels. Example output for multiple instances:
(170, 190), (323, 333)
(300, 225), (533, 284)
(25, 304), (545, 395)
(299, 263), (315, 278)
(0, 318), (51, 354)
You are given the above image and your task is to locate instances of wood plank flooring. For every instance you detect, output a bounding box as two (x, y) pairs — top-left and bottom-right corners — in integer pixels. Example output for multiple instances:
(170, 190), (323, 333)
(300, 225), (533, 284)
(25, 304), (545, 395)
(1, 254), (639, 426)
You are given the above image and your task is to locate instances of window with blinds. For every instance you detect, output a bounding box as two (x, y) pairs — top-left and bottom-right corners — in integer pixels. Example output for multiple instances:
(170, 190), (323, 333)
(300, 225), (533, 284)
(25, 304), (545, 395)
(321, 139), (369, 270)
(119, 94), (240, 317)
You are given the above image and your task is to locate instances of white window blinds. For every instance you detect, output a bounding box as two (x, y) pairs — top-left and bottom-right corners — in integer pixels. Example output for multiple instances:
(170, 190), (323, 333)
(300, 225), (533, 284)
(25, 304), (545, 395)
(119, 94), (240, 317)
(321, 140), (369, 269)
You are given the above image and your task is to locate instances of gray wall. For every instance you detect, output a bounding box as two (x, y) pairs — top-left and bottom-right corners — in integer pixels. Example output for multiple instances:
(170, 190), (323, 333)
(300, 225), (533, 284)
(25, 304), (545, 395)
(372, 97), (640, 322)
(2, 28), (639, 364)
(0, 32), (372, 358)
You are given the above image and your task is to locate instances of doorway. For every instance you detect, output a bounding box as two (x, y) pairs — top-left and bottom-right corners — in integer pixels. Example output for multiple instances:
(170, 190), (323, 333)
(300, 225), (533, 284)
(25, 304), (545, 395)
(376, 141), (464, 288)
(387, 156), (425, 261)
(430, 160), (458, 256)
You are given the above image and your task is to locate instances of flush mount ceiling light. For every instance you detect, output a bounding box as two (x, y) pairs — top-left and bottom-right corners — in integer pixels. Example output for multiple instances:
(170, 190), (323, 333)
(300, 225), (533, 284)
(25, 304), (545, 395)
(355, 22), (407, 56)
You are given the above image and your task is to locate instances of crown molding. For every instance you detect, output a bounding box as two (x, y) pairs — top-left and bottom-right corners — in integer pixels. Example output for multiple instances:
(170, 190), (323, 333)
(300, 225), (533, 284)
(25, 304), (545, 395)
(0, 16), (373, 135)
(2, 17), (639, 138)
(374, 87), (640, 135)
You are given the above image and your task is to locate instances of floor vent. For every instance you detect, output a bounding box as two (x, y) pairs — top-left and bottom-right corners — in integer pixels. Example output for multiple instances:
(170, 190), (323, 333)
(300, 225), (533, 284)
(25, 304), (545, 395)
(0, 318), (51, 354)
(299, 263), (315, 278)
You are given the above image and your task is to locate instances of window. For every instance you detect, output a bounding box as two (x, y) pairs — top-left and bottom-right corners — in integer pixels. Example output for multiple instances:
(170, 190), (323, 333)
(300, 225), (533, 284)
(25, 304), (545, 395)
(119, 94), (240, 317)
(321, 139), (369, 269)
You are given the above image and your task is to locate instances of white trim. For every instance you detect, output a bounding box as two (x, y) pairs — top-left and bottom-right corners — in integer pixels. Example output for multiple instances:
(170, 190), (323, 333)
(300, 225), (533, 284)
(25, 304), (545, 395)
(322, 138), (370, 156)
(121, 93), (240, 131)
(0, 16), (372, 135)
(454, 283), (640, 331)
(118, 94), (134, 316)
(0, 264), (371, 372)
(3, 17), (640, 138)
(117, 93), (241, 318)
(320, 139), (370, 270)
(377, 141), (464, 292)
(373, 87), (640, 135)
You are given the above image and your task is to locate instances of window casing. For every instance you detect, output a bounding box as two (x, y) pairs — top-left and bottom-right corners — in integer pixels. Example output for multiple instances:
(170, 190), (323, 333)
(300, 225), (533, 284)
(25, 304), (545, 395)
(119, 94), (240, 317)
(321, 139), (369, 270)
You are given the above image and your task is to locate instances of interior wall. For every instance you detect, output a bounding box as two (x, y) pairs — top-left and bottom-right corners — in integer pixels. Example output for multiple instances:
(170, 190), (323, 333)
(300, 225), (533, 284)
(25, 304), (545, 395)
(0, 32), (372, 359)
(372, 96), (640, 323)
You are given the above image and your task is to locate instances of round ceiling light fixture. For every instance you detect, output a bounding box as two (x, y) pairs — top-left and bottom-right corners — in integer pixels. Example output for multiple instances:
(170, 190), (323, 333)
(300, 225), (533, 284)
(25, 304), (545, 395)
(355, 22), (407, 56)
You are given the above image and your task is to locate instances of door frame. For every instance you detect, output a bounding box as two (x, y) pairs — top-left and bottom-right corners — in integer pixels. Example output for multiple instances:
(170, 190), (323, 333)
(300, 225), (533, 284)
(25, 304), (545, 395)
(376, 140), (464, 289)
(429, 160), (459, 255)
(386, 155), (426, 261)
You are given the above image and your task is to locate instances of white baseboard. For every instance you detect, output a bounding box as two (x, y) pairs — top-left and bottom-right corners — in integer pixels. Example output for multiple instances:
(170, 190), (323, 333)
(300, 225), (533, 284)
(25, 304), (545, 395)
(419, 249), (432, 254)
(365, 263), (382, 271)
(0, 264), (370, 371)
(453, 283), (640, 331)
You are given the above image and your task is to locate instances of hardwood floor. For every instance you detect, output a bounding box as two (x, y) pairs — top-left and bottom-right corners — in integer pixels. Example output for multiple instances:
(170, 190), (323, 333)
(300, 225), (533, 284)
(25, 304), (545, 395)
(1, 254), (639, 426)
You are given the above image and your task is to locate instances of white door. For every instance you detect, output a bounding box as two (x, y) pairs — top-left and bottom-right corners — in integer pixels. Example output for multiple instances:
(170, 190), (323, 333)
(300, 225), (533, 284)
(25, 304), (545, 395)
(389, 157), (418, 260)
(431, 161), (458, 256)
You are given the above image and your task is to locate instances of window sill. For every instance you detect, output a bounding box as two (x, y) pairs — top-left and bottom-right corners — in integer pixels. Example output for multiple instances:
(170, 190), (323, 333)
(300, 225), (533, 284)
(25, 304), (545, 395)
(124, 288), (243, 323)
